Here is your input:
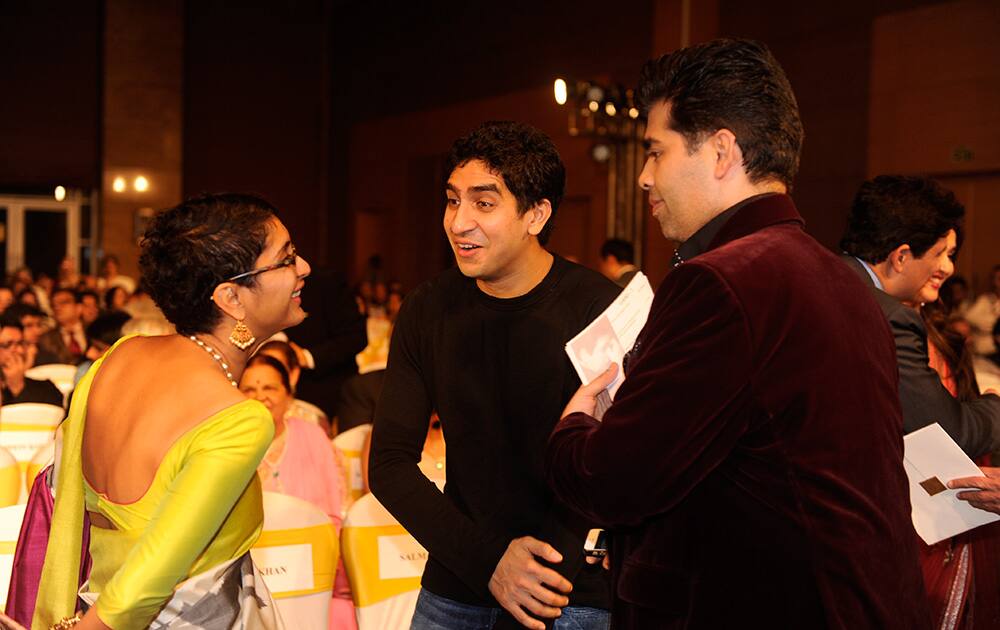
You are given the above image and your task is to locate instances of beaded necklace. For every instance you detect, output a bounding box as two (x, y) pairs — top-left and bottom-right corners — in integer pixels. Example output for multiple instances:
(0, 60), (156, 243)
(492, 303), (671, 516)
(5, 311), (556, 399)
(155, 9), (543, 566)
(188, 335), (238, 387)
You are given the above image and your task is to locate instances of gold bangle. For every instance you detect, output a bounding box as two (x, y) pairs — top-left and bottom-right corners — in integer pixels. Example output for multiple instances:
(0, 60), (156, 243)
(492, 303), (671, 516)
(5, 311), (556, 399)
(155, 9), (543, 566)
(50, 613), (82, 630)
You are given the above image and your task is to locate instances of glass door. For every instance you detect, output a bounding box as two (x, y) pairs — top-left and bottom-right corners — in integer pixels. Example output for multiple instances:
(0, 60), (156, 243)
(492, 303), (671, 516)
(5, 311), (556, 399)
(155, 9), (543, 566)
(0, 193), (85, 280)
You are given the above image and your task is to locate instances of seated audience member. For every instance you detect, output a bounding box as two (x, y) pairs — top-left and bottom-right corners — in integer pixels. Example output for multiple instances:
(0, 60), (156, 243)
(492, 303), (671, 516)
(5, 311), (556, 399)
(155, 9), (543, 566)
(56, 257), (79, 290)
(98, 253), (137, 294)
(78, 273), (98, 292)
(37, 287), (87, 364)
(257, 339), (331, 435)
(598, 238), (640, 287)
(104, 285), (129, 312)
(239, 354), (355, 629)
(0, 286), (13, 315)
(16, 289), (39, 309)
(9, 267), (32, 295)
(5, 304), (59, 368)
(0, 315), (62, 407)
(74, 311), (132, 384)
(941, 275), (973, 316)
(967, 265), (1000, 355)
(79, 289), (100, 326)
(841, 176), (1000, 458)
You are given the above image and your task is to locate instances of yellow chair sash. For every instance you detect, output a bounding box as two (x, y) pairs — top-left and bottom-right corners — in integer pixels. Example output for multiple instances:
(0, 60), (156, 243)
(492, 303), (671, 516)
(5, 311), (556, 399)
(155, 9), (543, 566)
(341, 524), (426, 607)
(0, 465), (20, 508)
(253, 523), (337, 599)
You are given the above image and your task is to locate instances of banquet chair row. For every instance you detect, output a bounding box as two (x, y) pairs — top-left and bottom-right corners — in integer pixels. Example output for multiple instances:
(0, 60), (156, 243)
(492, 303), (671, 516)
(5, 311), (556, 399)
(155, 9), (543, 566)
(0, 403), (63, 505)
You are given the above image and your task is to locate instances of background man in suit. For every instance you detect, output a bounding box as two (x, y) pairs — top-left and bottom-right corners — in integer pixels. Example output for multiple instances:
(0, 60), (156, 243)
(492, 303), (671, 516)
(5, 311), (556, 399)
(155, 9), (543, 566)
(38, 287), (87, 364)
(598, 239), (639, 287)
(840, 175), (1000, 459)
(283, 268), (367, 425)
(546, 39), (929, 629)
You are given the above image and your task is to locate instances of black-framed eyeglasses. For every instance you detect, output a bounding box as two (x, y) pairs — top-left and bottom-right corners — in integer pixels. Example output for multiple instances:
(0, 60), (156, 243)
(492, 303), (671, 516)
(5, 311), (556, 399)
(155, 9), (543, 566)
(0, 340), (28, 350)
(227, 246), (299, 282)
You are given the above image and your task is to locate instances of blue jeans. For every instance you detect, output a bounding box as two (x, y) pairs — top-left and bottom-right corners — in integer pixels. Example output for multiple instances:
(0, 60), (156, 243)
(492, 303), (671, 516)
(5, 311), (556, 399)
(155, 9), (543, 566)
(410, 588), (610, 630)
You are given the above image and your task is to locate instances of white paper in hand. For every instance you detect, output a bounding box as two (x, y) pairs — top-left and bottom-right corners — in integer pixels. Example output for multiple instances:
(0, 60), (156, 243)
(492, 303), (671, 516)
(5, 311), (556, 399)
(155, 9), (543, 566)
(904, 423), (1000, 545)
(565, 272), (654, 400)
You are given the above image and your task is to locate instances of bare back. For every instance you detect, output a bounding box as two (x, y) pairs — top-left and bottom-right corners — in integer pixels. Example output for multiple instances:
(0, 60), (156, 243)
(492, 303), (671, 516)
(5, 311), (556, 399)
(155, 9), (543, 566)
(82, 335), (248, 504)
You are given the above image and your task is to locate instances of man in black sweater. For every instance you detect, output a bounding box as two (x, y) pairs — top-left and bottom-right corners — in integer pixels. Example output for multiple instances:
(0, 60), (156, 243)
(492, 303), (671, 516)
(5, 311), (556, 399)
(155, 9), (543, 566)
(370, 122), (619, 629)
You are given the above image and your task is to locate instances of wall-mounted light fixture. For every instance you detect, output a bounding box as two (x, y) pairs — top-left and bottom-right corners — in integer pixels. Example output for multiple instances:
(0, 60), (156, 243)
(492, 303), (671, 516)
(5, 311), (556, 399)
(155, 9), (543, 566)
(106, 170), (153, 197)
(553, 76), (646, 265)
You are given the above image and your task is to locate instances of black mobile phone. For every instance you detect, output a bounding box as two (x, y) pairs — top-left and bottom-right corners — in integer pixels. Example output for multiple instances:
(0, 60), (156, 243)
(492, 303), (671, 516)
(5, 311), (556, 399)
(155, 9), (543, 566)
(583, 528), (607, 558)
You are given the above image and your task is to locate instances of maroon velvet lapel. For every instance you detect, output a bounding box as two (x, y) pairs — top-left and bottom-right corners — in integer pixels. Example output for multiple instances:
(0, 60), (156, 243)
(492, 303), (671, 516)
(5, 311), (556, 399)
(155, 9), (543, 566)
(706, 194), (804, 252)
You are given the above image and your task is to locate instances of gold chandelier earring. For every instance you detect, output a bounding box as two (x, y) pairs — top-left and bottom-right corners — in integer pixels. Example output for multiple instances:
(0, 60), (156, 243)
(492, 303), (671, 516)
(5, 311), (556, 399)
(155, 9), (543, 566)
(229, 319), (256, 350)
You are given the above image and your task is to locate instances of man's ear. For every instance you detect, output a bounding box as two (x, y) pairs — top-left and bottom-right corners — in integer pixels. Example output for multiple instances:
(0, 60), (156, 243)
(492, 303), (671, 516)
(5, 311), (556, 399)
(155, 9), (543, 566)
(888, 244), (912, 274)
(210, 282), (246, 323)
(525, 200), (553, 238)
(712, 128), (742, 179)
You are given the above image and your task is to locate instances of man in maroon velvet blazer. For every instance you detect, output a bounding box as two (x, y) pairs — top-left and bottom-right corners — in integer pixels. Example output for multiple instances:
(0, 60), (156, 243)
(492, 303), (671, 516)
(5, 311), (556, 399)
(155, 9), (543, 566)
(545, 39), (930, 629)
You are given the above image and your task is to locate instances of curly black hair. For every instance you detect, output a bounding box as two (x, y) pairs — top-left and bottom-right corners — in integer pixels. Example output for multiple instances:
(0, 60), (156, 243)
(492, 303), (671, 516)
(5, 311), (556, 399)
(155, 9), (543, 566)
(638, 38), (804, 189)
(139, 193), (277, 335)
(840, 176), (964, 264)
(444, 121), (565, 245)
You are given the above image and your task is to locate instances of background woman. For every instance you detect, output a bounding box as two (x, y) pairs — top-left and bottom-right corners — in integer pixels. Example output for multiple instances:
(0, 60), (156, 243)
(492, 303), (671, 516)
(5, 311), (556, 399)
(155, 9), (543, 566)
(33, 193), (310, 630)
(239, 354), (355, 630)
(256, 339), (331, 434)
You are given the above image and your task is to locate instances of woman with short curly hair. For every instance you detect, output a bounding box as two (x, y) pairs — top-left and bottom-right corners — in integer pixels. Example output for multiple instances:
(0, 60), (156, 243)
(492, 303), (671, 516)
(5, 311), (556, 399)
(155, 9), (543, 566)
(33, 193), (309, 630)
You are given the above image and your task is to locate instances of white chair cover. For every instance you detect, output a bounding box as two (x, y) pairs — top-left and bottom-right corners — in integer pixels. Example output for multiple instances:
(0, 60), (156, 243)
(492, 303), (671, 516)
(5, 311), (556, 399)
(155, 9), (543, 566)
(341, 493), (427, 630)
(24, 364), (77, 401)
(0, 503), (27, 609)
(332, 424), (372, 506)
(250, 492), (337, 630)
(0, 403), (62, 504)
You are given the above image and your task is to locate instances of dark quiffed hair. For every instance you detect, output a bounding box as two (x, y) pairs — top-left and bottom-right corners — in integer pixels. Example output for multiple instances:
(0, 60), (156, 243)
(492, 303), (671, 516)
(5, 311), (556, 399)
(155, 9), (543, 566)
(840, 176), (964, 263)
(0, 313), (23, 331)
(5, 303), (44, 322)
(638, 38), (803, 189)
(139, 193), (277, 335)
(600, 239), (634, 264)
(245, 353), (292, 393)
(444, 121), (565, 245)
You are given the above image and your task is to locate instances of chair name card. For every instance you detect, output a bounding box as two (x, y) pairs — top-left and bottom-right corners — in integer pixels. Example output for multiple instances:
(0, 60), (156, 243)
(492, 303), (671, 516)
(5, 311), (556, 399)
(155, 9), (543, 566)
(377, 534), (428, 580)
(251, 543), (314, 594)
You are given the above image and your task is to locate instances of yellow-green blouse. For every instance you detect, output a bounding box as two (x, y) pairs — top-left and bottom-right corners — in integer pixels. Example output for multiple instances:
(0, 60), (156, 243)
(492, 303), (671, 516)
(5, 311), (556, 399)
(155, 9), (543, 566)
(33, 336), (274, 630)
